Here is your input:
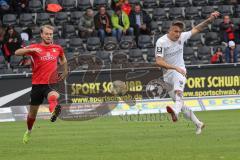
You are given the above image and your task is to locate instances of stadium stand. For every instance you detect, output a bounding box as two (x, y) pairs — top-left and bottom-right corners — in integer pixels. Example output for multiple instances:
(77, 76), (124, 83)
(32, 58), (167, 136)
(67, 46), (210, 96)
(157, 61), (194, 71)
(0, 0), (240, 74)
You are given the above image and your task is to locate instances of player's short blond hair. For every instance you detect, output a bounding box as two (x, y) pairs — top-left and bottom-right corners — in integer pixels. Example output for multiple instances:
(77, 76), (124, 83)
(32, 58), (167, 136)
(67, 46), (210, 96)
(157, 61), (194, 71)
(40, 25), (54, 33)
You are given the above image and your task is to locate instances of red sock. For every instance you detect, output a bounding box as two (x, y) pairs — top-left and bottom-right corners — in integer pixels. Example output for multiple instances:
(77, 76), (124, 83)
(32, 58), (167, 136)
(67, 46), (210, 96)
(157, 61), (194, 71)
(27, 115), (36, 131)
(48, 95), (58, 113)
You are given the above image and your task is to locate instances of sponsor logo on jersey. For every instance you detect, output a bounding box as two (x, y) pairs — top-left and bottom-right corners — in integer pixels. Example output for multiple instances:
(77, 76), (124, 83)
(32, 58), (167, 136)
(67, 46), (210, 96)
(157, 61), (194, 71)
(40, 52), (56, 61)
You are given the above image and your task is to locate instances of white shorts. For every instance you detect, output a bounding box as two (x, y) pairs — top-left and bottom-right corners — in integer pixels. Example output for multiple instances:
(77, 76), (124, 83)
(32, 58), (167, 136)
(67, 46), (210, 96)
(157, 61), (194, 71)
(164, 70), (187, 92)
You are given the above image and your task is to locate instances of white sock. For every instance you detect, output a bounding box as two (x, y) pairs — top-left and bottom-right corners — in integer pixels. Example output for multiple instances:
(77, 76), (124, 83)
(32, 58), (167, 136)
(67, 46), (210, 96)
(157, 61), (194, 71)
(181, 106), (201, 125)
(173, 93), (183, 114)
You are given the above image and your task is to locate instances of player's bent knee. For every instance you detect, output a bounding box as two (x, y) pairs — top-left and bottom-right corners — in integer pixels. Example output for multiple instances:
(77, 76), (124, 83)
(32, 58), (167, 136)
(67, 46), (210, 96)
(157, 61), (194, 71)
(48, 91), (59, 99)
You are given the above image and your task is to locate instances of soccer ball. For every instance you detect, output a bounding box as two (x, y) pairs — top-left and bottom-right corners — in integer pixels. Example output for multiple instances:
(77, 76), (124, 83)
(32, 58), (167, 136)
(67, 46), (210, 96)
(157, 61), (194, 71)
(110, 80), (127, 96)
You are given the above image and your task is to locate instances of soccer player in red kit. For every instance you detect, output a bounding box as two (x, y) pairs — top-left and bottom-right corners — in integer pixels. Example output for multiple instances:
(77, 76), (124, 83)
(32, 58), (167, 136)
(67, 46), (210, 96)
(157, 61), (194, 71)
(15, 25), (68, 144)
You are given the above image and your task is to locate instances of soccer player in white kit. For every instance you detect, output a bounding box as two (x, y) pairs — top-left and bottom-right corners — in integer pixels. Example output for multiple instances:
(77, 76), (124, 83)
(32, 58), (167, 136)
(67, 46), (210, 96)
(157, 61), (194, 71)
(155, 11), (220, 134)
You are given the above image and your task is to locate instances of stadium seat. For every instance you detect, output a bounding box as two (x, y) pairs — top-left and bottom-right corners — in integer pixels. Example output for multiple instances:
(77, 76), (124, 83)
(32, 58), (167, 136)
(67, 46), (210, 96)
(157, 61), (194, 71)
(211, 19), (223, 32)
(46, 0), (59, 5)
(143, 0), (158, 8)
(138, 35), (154, 49)
(54, 12), (68, 25)
(169, 7), (184, 20)
(19, 13), (34, 27)
(174, 0), (190, 7)
(204, 32), (220, 45)
(161, 21), (172, 33)
(128, 0), (140, 5)
(190, 57), (207, 65)
(146, 48), (155, 63)
(10, 56), (23, 68)
(86, 37), (101, 51)
(61, 25), (77, 38)
(2, 14), (17, 26)
(185, 7), (201, 20)
(208, 0), (223, 5)
(129, 48), (145, 62)
(29, 0), (43, 12)
(65, 52), (75, 60)
(153, 8), (168, 21)
(103, 37), (118, 51)
(183, 47), (195, 60)
(159, 0), (173, 7)
(154, 34), (164, 45)
(197, 46), (212, 62)
(55, 38), (68, 50)
(36, 13), (51, 25)
(69, 38), (85, 52)
(218, 5), (233, 16)
(232, 18), (240, 26)
(53, 27), (60, 38)
(201, 6), (215, 18)
(93, 0), (108, 9)
(31, 26), (41, 39)
(77, 0), (92, 11)
(119, 35), (137, 49)
(234, 5), (240, 17)
(70, 11), (83, 25)
(183, 20), (192, 31)
(0, 55), (6, 68)
(192, 0), (207, 6)
(18, 67), (32, 74)
(14, 27), (23, 34)
(150, 21), (161, 34)
(61, 0), (76, 11)
(0, 68), (14, 74)
(96, 50), (111, 65)
(112, 50), (129, 68)
(187, 34), (202, 46)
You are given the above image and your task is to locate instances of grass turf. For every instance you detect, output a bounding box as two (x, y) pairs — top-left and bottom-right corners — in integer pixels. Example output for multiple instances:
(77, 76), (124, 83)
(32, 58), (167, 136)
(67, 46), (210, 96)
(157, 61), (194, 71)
(0, 109), (240, 160)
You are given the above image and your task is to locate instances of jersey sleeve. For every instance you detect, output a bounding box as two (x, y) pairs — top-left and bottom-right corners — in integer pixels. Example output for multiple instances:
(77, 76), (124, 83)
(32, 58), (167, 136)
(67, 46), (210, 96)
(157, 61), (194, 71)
(24, 44), (35, 56)
(155, 39), (164, 57)
(180, 31), (192, 43)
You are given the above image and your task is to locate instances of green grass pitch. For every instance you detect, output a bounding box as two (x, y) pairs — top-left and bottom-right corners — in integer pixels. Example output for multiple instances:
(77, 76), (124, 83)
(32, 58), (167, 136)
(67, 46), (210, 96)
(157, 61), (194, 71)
(0, 110), (240, 160)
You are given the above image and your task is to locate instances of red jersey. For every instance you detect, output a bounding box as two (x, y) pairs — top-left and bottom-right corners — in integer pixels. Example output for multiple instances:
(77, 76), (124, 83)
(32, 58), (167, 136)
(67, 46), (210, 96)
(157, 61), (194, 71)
(26, 43), (64, 84)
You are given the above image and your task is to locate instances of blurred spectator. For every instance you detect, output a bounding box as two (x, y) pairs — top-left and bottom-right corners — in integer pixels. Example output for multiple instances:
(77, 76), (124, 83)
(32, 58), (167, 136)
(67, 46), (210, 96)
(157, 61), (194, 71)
(78, 8), (96, 39)
(111, 0), (124, 10)
(224, 0), (238, 4)
(225, 41), (238, 63)
(121, 0), (131, 15)
(2, 26), (22, 68)
(211, 47), (224, 64)
(0, 26), (5, 56)
(11, 0), (29, 14)
(220, 15), (236, 43)
(0, 0), (11, 18)
(94, 6), (114, 44)
(129, 3), (152, 43)
(111, 6), (133, 41)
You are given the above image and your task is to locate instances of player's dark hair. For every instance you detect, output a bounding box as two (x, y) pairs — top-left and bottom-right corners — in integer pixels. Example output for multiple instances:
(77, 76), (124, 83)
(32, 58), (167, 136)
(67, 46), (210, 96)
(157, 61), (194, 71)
(171, 21), (185, 30)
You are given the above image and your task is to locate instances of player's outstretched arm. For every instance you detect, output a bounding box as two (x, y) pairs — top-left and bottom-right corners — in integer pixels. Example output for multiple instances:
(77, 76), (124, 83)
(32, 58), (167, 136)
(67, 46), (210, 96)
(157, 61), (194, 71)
(191, 11), (220, 36)
(15, 48), (41, 56)
(156, 57), (186, 77)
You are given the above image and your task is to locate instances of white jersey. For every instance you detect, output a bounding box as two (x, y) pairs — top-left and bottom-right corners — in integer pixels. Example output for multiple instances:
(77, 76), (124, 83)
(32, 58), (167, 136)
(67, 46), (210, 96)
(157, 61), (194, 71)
(155, 31), (192, 75)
